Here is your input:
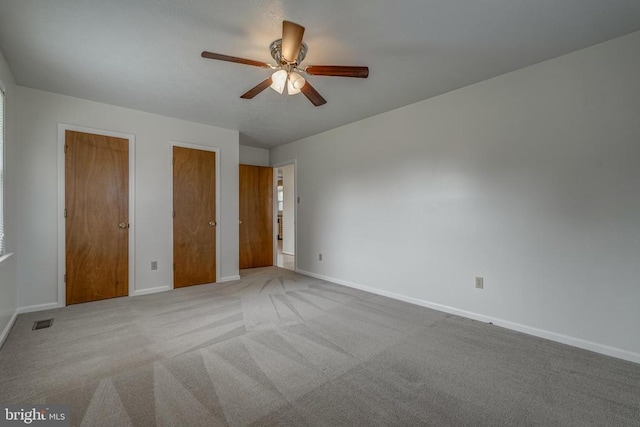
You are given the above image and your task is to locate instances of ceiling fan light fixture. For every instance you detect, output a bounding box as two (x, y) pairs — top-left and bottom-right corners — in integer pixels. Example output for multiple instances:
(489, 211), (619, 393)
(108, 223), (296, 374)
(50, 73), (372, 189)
(289, 71), (305, 90)
(287, 79), (301, 95)
(270, 69), (287, 94)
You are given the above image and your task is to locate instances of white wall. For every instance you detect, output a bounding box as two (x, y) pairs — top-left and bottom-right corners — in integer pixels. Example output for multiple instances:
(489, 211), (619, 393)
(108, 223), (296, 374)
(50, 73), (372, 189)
(0, 48), (18, 344)
(281, 164), (295, 255)
(271, 31), (640, 362)
(239, 145), (269, 166)
(15, 87), (239, 309)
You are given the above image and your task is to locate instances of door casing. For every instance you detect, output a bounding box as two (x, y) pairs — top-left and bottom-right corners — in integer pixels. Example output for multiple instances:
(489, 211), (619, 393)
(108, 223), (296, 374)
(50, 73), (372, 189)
(271, 159), (297, 271)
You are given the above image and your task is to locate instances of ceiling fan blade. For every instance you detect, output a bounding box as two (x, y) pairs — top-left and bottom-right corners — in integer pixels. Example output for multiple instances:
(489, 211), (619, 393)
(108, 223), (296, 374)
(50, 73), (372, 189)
(281, 21), (305, 63)
(201, 51), (271, 68)
(305, 65), (369, 78)
(240, 78), (273, 99)
(300, 81), (327, 106)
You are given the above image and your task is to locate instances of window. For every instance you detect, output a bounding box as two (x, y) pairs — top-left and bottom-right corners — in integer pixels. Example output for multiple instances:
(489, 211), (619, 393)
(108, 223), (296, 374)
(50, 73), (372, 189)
(0, 88), (4, 255)
(277, 185), (284, 212)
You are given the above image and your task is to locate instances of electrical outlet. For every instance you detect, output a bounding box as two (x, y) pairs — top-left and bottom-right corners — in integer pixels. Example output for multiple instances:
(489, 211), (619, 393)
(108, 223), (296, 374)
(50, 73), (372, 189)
(151, 261), (158, 271)
(475, 276), (484, 289)
(319, 253), (323, 261)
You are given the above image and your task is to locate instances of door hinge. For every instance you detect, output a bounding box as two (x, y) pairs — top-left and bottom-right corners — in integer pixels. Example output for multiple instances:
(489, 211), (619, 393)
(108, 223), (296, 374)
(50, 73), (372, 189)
(173, 263), (176, 270)
(172, 210), (175, 218)
(64, 145), (68, 153)
(64, 209), (67, 218)
(64, 273), (66, 283)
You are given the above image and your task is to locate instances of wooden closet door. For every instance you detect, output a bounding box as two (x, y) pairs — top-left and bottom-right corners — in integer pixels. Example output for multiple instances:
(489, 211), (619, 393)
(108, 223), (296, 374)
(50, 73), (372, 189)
(239, 165), (273, 268)
(173, 146), (216, 287)
(65, 130), (129, 304)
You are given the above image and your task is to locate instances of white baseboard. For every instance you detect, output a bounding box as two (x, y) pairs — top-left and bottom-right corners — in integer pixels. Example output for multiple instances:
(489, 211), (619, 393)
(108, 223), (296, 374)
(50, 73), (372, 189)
(218, 275), (241, 283)
(17, 302), (63, 314)
(297, 269), (640, 365)
(0, 310), (18, 349)
(282, 251), (295, 256)
(132, 286), (171, 296)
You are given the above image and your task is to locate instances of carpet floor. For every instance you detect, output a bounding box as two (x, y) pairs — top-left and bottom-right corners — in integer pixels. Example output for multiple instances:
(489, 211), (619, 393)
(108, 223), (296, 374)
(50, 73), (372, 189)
(1, 267), (639, 426)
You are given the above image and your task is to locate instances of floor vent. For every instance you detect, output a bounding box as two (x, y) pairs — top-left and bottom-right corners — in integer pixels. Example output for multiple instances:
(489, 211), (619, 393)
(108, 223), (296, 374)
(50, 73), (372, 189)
(32, 319), (54, 330)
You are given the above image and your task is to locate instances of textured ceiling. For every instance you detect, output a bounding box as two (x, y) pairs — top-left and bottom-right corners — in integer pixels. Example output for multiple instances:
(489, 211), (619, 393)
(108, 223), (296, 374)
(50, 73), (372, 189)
(1, 0), (640, 148)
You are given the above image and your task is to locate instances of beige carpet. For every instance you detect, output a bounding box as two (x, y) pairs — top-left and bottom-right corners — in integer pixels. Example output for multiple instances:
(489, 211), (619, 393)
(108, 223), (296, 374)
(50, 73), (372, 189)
(1, 267), (639, 426)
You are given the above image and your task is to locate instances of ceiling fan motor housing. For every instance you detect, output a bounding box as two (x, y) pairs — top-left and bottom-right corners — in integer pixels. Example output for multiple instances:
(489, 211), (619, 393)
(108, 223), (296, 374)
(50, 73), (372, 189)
(270, 39), (308, 66)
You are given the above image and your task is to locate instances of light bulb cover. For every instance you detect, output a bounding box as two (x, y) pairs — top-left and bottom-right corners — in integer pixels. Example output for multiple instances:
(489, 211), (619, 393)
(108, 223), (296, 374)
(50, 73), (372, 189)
(270, 69), (287, 94)
(287, 79), (301, 95)
(289, 72), (306, 90)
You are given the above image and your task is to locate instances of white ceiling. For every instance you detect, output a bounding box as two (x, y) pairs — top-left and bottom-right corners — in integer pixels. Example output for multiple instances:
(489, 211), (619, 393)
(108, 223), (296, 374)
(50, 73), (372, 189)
(1, 1), (639, 148)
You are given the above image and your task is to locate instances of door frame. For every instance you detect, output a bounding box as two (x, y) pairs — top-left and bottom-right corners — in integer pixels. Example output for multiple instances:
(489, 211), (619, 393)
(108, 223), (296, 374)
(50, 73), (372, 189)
(169, 141), (221, 288)
(57, 124), (136, 307)
(271, 159), (297, 271)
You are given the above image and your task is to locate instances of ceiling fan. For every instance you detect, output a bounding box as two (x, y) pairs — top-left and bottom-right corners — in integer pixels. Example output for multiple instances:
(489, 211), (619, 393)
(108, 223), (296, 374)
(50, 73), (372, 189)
(201, 21), (369, 106)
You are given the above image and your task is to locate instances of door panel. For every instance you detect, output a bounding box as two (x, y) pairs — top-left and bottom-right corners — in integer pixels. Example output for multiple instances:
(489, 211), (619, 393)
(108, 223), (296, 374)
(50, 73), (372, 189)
(173, 146), (216, 287)
(65, 130), (129, 305)
(239, 164), (273, 268)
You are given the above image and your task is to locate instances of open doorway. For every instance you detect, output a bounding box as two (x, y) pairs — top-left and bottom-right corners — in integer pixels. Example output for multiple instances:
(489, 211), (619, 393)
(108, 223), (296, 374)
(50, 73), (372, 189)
(275, 163), (295, 270)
